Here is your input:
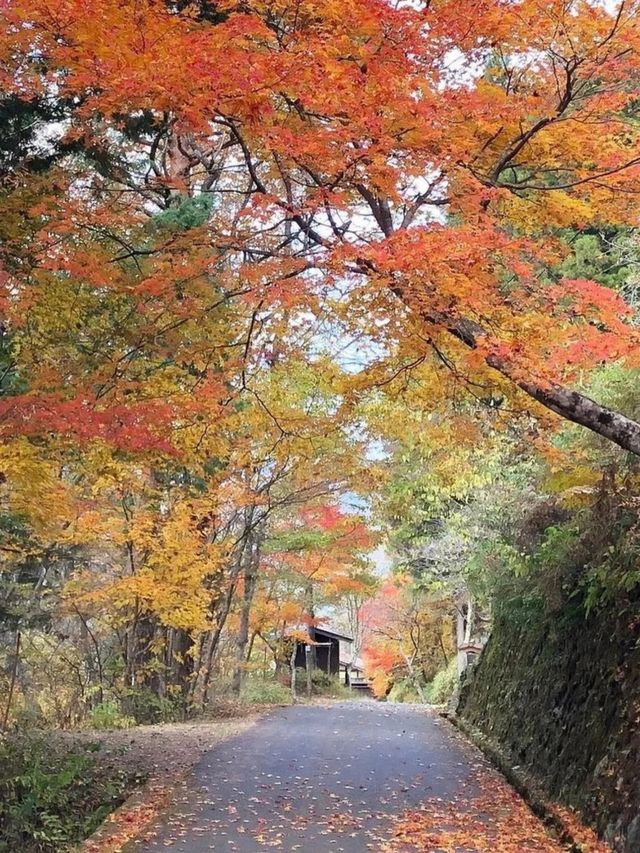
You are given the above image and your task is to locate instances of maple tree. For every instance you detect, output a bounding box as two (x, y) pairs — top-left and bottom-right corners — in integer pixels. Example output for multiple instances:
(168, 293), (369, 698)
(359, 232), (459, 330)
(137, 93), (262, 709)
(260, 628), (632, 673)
(226, 501), (374, 697)
(2, 0), (640, 457)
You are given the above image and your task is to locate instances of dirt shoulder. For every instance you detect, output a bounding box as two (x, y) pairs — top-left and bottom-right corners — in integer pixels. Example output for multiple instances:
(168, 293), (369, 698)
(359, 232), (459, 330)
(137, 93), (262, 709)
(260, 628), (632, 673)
(64, 709), (263, 853)
(65, 715), (259, 783)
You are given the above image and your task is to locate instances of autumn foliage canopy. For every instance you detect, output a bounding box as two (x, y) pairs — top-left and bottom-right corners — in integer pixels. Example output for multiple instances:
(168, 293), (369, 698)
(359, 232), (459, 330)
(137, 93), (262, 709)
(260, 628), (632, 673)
(2, 0), (640, 451)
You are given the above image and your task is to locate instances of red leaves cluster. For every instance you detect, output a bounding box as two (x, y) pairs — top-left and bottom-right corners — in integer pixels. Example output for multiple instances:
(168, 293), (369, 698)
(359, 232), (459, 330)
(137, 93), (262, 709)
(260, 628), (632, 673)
(0, 394), (177, 455)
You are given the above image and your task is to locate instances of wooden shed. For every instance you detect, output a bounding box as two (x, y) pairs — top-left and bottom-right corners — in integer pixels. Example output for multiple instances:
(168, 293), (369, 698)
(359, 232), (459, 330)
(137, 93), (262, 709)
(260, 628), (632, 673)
(293, 626), (353, 676)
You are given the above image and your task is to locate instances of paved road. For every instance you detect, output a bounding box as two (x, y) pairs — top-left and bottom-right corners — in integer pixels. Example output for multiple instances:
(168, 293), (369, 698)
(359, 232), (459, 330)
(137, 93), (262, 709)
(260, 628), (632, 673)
(127, 701), (557, 853)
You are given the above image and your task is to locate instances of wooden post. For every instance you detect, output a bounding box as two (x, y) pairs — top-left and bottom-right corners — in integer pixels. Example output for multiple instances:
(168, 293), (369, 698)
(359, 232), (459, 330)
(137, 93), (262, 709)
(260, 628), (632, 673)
(305, 643), (313, 698)
(290, 644), (297, 702)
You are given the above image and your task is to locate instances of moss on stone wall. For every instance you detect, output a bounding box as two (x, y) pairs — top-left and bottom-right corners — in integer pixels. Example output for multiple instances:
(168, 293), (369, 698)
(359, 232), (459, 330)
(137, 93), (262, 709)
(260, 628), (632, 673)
(458, 591), (640, 852)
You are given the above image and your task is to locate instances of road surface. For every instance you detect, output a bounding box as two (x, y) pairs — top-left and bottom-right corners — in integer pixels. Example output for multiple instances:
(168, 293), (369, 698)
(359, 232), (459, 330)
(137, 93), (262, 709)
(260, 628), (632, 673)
(126, 701), (563, 852)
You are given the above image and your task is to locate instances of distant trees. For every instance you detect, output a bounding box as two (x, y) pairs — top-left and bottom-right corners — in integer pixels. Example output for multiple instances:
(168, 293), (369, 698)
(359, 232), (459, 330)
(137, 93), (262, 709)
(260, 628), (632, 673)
(361, 578), (455, 700)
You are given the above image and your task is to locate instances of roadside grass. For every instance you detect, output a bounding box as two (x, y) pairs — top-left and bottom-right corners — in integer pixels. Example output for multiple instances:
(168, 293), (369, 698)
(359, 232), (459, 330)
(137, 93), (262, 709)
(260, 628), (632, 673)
(0, 735), (141, 853)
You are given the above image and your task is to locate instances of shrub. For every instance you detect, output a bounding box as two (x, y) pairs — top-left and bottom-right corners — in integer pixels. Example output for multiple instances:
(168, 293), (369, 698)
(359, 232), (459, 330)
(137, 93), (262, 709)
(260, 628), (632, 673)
(310, 669), (332, 690)
(87, 700), (135, 730)
(120, 688), (184, 724)
(387, 679), (422, 703)
(0, 736), (134, 853)
(314, 676), (352, 699)
(297, 669), (352, 698)
(241, 677), (292, 705)
(425, 658), (458, 705)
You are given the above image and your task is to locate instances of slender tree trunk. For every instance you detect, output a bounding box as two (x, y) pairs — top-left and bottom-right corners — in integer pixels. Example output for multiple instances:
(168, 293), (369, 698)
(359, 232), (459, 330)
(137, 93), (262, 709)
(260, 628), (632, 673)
(199, 581), (237, 709)
(124, 602), (140, 688)
(306, 582), (316, 669)
(246, 631), (257, 663)
(402, 650), (427, 703)
(438, 633), (449, 666)
(75, 608), (104, 706)
(186, 634), (206, 710)
(464, 596), (474, 645)
(197, 511), (255, 709)
(231, 536), (260, 695)
(2, 630), (21, 731)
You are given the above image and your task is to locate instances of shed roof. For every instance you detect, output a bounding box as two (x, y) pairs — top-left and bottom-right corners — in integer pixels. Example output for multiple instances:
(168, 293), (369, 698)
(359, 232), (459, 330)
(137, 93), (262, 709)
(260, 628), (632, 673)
(286, 624), (354, 644)
(313, 626), (353, 643)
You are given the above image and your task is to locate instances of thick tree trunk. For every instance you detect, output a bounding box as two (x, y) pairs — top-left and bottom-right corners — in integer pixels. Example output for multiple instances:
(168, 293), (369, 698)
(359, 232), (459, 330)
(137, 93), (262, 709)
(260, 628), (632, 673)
(515, 375), (640, 455)
(446, 316), (640, 456)
(124, 610), (158, 694)
(167, 628), (194, 713)
(382, 272), (640, 455)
